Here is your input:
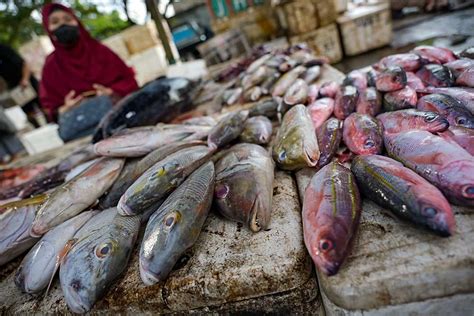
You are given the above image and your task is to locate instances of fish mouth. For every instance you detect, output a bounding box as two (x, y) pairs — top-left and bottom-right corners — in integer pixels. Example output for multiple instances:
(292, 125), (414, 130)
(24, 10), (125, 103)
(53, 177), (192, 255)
(430, 213), (455, 237)
(304, 146), (319, 167)
(29, 222), (45, 238)
(117, 200), (134, 216)
(139, 260), (161, 286)
(207, 141), (218, 151)
(64, 285), (91, 314)
(249, 193), (268, 232)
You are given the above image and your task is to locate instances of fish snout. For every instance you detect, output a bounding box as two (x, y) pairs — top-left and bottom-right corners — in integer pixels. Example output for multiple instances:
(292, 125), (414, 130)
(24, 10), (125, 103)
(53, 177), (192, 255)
(29, 221), (46, 238)
(117, 199), (134, 216)
(65, 281), (92, 313)
(139, 260), (161, 286)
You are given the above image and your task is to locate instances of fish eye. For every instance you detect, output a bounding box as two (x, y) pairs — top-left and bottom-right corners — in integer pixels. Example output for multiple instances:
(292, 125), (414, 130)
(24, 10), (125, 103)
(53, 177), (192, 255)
(422, 207), (437, 218)
(364, 139), (375, 148)
(463, 186), (474, 197)
(95, 242), (112, 259)
(456, 117), (467, 125)
(215, 184), (229, 199)
(279, 150), (287, 161)
(319, 239), (333, 253)
(424, 114), (438, 122)
(163, 212), (180, 229)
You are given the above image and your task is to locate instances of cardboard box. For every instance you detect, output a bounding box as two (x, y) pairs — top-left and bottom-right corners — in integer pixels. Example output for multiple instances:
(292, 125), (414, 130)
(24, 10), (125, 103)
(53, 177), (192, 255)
(289, 23), (343, 63)
(102, 34), (130, 61)
(313, 0), (337, 27)
(337, 3), (392, 56)
(121, 22), (160, 55)
(280, 0), (319, 35)
(128, 45), (168, 86)
(334, 0), (348, 13)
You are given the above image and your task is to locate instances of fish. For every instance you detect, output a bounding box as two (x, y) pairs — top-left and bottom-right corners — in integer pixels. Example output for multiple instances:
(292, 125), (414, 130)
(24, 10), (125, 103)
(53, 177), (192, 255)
(343, 113), (384, 155)
(439, 126), (474, 155)
(456, 67), (474, 88)
(411, 45), (457, 64)
(307, 84), (319, 104)
(384, 130), (474, 206)
(301, 65), (321, 84)
(0, 165), (45, 189)
(343, 70), (368, 91)
(118, 146), (213, 216)
(356, 87), (382, 117)
(318, 81), (340, 99)
(416, 86), (474, 114)
(222, 88), (243, 106)
(334, 85), (359, 120)
(271, 66), (307, 97)
(99, 141), (203, 210)
(406, 72), (426, 90)
(65, 158), (100, 182)
(416, 64), (454, 87)
(375, 66), (407, 92)
(246, 53), (272, 74)
(302, 162), (361, 276)
(240, 116), (273, 145)
(60, 212), (141, 313)
(375, 53), (422, 72)
(243, 86), (263, 103)
(30, 158), (124, 237)
(181, 116), (217, 126)
(139, 161), (215, 285)
(383, 86), (418, 111)
(215, 144), (273, 232)
(241, 66), (267, 90)
(207, 110), (249, 150)
(92, 77), (197, 142)
(260, 69), (281, 95)
(278, 58), (299, 73)
(459, 46), (474, 59)
(265, 54), (289, 69)
(417, 93), (474, 129)
(284, 79), (309, 105)
(444, 59), (474, 78)
(14, 210), (96, 293)
(366, 69), (379, 87)
(249, 98), (280, 119)
(377, 109), (449, 134)
(272, 104), (320, 170)
(351, 155), (455, 236)
(0, 195), (47, 266)
(308, 98), (335, 129)
(316, 118), (343, 168)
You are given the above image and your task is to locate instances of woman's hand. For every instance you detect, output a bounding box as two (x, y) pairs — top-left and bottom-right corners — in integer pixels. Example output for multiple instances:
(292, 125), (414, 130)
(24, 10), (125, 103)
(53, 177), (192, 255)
(59, 90), (83, 114)
(93, 83), (113, 96)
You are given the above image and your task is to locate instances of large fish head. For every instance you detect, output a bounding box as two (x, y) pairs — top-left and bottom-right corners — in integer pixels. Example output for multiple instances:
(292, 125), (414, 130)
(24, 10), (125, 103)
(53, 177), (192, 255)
(60, 232), (132, 313)
(274, 128), (318, 169)
(440, 160), (474, 207)
(404, 109), (449, 132)
(414, 197), (455, 237)
(208, 111), (249, 150)
(139, 210), (186, 285)
(308, 215), (349, 276)
(380, 67), (407, 90)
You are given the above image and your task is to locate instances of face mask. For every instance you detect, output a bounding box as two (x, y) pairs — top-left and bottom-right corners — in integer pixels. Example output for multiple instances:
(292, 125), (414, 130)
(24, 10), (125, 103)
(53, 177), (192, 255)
(53, 24), (80, 46)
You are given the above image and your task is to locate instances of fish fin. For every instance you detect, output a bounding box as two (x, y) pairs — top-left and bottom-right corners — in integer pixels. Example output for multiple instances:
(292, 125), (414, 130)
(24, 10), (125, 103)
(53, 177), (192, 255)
(44, 239), (76, 298)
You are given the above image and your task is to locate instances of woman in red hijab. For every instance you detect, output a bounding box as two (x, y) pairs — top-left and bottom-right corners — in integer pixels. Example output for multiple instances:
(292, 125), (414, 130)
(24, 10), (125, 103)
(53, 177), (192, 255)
(39, 3), (139, 121)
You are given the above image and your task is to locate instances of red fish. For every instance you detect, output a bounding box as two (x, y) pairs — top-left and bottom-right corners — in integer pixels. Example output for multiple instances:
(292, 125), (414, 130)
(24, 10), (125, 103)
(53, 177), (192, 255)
(343, 70), (368, 91)
(343, 113), (383, 155)
(383, 86), (418, 111)
(416, 86), (474, 114)
(377, 109), (449, 134)
(302, 162), (361, 276)
(308, 98), (335, 129)
(375, 66), (407, 92)
(456, 67), (474, 88)
(439, 126), (474, 155)
(416, 64), (454, 87)
(375, 53), (422, 72)
(356, 87), (382, 117)
(307, 84), (319, 104)
(417, 93), (474, 129)
(406, 72), (425, 90)
(318, 81), (340, 99)
(411, 45), (457, 64)
(334, 85), (358, 120)
(444, 59), (474, 77)
(384, 130), (474, 206)
(316, 118), (343, 168)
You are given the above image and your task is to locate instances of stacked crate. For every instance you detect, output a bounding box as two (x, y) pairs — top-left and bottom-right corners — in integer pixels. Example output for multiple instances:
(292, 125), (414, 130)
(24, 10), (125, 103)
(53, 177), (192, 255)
(282, 0), (343, 63)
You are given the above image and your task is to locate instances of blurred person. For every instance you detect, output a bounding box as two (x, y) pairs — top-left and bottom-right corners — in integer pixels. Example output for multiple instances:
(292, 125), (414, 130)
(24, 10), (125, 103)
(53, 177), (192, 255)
(40, 3), (138, 122)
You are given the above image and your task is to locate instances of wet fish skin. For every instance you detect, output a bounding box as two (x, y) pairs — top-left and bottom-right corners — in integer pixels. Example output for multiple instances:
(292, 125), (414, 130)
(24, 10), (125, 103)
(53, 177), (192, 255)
(243, 86), (263, 103)
(384, 130), (474, 206)
(377, 109), (449, 134)
(15, 210), (97, 293)
(383, 86), (418, 112)
(118, 146), (213, 216)
(301, 65), (321, 84)
(417, 93), (474, 129)
(375, 66), (407, 92)
(416, 64), (454, 87)
(416, 86), (474, 114)
(412, 45), (457, 64)
(316, 118), (343, 168)
(65, 158), (100, 182)
(271, 66), (307, 97)
(334, 85), (359, 120)
(284, 79), (309, 105)
(366, 69), (379, 87)
(459, 46), (474, 59)
(240, 116), (273, 145)
(222, 87), (243, 106)
(343, 70), (368, 91)
(215, 144), (274, 232)
(343, 113), (384, 155)
(356, 87), (382, 117)
(260, 70), (281, 95)
(439, 126), (474, 155)
(444, 59), (474, 78)
(182, 116), (216, 126)
(302, 162), (361, 276)
(308, 98), (335, 129)
(140, 161), (215, 285)
(241, 66), (267, 90)
(246, 54), (272, 74)
(207, 110), (249, 149)
(99, 141), (203, 209)
(60, 213), (141, 313)
(318, 81), (340, 99)
(456, 67), (474, 88)
(0, 196), (46, 266)
(351, 155), (455, 236)
(406, 72), (426, 90)
(272, 104), (320, 170)
(249, 98), (279, 119)
(307, 84), (319, 104)
(374, 53), (422, 72)
(30, 157), (124, 237)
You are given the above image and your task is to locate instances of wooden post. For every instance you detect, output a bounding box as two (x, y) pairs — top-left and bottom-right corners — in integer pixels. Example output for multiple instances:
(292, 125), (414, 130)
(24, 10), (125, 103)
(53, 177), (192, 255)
(145, 0), (176, 65)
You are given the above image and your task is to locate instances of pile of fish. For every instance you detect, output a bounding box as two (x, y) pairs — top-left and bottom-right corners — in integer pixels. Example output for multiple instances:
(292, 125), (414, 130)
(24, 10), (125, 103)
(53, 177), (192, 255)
(1, 45), (473, 312)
